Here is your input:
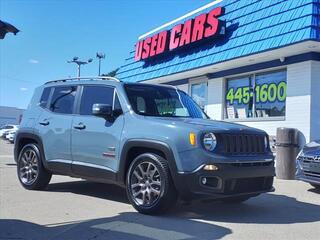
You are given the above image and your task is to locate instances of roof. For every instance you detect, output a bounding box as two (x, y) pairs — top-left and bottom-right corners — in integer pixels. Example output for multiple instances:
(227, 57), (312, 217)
(43, 77), (122, 87)
(117, 0), (320, 82)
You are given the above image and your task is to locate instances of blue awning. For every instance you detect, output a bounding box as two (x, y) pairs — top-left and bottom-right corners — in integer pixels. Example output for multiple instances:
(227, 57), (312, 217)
(117, 0), (320, 82)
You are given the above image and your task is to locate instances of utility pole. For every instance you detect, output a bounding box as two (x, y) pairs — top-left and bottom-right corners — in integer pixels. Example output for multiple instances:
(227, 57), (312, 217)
(67, 57), (93, 78)
(96, 52), (105, 76)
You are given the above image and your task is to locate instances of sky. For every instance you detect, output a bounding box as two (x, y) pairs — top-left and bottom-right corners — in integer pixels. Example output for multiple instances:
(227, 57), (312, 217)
(0, 0), (214, 109)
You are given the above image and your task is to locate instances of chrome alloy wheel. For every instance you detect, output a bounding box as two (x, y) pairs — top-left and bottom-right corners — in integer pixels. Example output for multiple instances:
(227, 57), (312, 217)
(130, 162), (162, 206)
(19, 149), (39, 185)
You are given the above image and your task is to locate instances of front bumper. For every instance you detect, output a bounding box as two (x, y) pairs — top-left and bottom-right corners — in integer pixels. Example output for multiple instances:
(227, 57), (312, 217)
(296, 159), (320, 185)
(174, 161), (275, 200)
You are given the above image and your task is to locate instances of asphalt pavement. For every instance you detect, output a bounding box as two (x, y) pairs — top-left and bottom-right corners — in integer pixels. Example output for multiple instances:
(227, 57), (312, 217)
(0, 140), (319, 240)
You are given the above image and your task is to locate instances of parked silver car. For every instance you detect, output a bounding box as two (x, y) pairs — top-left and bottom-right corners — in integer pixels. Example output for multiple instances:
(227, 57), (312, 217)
(0, 124), (19, 138)
(296, 140), (320, 189)
(6, 130), (16, 143)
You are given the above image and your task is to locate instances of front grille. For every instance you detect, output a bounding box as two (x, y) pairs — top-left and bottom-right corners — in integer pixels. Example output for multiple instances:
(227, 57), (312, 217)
(230, 161), (273, 167)
(298, 156), (320, 163)
(303, 171), (320, 178)
(218, 134), (266, 155)
(224, 177), (273, 194)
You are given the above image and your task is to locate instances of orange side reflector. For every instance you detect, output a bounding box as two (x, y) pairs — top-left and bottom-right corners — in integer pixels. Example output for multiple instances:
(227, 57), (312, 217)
(189, 133), (196, 146)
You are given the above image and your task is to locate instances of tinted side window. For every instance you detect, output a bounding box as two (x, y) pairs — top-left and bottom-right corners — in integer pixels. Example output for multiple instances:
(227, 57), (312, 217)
(39, 87), (51, 108)
(50, 86), (77, 114)
(80, 86), (114, 115)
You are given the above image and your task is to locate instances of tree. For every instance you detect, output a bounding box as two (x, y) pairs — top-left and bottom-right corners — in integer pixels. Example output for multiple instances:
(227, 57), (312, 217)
(102, 68), (119, 77)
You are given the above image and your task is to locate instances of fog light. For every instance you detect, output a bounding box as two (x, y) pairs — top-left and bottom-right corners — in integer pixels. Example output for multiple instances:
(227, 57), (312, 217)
(201, 177), (207, 185)
(203, 164), (219, 171)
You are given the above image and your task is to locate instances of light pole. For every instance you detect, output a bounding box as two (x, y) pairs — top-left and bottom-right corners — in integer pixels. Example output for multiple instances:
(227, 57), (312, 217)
(67, 57), (93, 78)
(96, 52), (105, 76)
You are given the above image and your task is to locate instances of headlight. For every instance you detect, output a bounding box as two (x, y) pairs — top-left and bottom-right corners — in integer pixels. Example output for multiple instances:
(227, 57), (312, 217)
(203, 133), (217, 151)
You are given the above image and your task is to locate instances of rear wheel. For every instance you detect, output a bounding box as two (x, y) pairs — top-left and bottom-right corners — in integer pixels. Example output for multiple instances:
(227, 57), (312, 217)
(126, 153), (177, 215)
(17, 143), (52, 190)
(310, 183), (320, 189)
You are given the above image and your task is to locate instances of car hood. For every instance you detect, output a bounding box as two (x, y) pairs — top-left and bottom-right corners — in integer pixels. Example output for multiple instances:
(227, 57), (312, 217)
(301, 140), (320, 156)
(144, 116), (266, 134)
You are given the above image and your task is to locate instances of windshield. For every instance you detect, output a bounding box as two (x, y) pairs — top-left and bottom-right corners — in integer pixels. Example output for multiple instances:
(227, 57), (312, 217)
(124, 84), (207, 119)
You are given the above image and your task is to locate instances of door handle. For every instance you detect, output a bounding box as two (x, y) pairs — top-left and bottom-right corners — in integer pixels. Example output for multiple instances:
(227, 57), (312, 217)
(73, 123), (86, 130)
(39, 120), (49, 126)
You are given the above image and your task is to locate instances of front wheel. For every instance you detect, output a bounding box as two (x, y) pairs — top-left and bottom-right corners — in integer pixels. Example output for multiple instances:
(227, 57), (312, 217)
(17, 143), (52, 190)
(126, 153), (177, 215)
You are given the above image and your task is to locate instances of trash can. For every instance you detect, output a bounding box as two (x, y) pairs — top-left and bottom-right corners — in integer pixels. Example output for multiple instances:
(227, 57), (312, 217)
(275, 127), (300, 180)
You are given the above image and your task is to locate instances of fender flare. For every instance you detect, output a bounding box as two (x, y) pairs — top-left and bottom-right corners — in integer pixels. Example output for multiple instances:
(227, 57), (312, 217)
(117, 139), (179, 185)
(14, 132), (48, 169)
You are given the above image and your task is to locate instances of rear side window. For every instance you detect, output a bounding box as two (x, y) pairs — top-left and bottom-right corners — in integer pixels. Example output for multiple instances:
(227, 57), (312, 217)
(80, 86), (114, 115)
(50, 86), (77, 114)
(39, 87), (51, 108)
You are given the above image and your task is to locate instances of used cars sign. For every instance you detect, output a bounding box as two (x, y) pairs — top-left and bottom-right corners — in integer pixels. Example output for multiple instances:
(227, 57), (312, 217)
(135, 7), (226, 61)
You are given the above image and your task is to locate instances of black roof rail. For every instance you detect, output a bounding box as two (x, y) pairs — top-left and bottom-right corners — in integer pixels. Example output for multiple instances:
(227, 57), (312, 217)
(44, 76), (121, 85)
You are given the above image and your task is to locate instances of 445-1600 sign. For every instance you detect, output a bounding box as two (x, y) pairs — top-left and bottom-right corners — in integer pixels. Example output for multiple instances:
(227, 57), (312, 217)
(226, 82), (286, 104)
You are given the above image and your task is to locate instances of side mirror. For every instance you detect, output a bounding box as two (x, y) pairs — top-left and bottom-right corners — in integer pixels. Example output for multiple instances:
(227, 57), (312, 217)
(92, 103), (113, 120)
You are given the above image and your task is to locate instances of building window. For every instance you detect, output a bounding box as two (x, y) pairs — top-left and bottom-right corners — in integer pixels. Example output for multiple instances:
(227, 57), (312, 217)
(225, 70), (286, 120)
(190, 82), (207, 110)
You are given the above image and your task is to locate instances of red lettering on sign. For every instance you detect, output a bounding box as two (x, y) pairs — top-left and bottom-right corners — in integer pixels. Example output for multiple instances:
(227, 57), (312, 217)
(134, 41), (143, 61)
(205, 7), (224, 38)
(156, 31), (168, 55)
(135, 6), (225, 61)
(179, 19), (192, 47)
(149, 34), (158, 57)
(169, 24), (182, 50)
(141, 37), (152, 60)
(191, 13), (207, 43)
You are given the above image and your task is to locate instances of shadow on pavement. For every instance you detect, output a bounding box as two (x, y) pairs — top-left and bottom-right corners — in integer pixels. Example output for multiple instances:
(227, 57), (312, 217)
(308, 186), (320, 194)
(47, 180), (129, 204)
(46, 180), (320, 225)
(172, 193), (320, 225)
(5, 163), (16, 166)
(8, 180), (318, 239)
(0, 212), (232, 240)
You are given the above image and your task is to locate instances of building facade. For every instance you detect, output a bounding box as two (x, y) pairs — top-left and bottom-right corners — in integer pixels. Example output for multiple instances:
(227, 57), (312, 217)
(117, 0), (320, 143)
(0, 106), (24, 126)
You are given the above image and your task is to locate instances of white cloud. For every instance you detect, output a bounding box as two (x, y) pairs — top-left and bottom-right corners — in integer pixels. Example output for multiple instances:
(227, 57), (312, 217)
(20, 87), (28, 91)
(28, 59), (39, 64)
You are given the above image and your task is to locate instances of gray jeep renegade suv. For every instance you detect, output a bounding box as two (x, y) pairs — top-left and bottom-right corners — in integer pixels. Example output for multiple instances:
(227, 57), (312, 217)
(15, 77), (275, 214)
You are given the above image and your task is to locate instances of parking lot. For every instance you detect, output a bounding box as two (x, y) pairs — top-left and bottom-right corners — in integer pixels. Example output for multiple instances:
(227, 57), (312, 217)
(0, 140), (319, 240)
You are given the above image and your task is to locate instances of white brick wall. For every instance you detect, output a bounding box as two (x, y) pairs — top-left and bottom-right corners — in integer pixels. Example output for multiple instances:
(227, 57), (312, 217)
(207, 78), (223, 120)
(176, 84), (188, 93)
(310, 61), (320, 141)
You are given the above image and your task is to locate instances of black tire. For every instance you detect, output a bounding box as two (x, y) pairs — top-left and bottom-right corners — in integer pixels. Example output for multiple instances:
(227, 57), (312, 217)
(126, 153), (177, 215)
(222, 195), (252, 204)
(310, 183), (320, 189)
(17, 143), (52, 190)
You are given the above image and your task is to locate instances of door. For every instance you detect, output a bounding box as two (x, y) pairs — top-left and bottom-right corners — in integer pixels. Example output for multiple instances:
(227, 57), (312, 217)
(71, 85), (124, 179)
(36, 85), (77, 173)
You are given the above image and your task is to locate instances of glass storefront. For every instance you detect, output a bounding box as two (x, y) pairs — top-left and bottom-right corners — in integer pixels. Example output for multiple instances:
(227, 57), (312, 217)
(225, 70), (286, 120)
(190, 82), (207, 110)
